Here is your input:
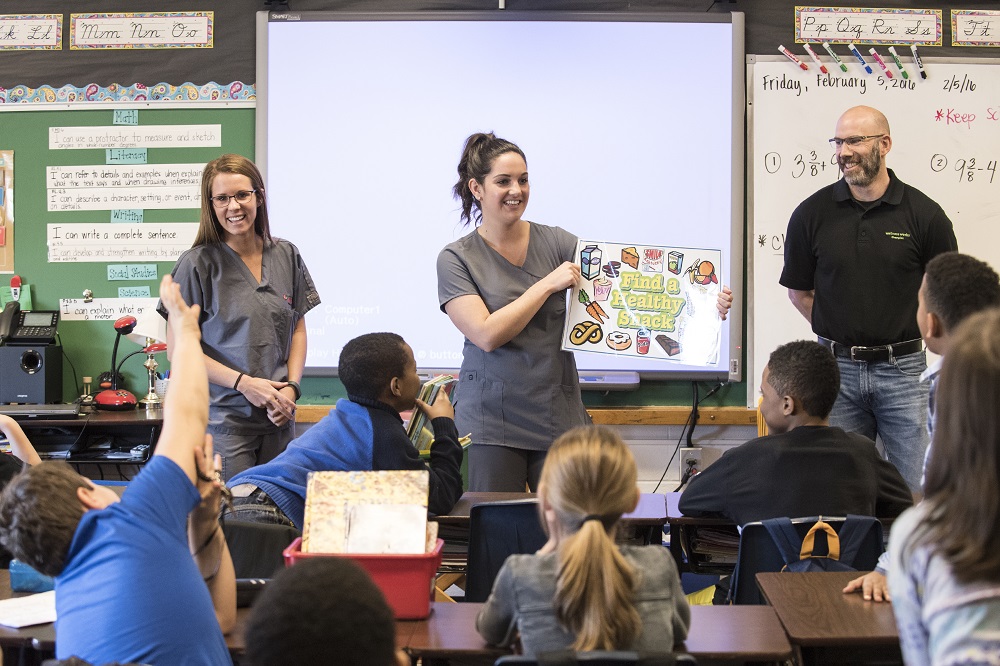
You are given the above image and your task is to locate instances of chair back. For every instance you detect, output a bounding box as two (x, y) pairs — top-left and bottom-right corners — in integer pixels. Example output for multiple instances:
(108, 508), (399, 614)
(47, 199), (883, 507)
(222, 519), (301, 579)
(465, 500), (547, 602)
(730, 515), (884, 605)
(496, 651), (696, 665)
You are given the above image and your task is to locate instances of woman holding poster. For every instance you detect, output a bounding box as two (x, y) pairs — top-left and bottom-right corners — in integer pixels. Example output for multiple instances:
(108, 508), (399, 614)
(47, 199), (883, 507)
(437, 133), (591, 492)
(159, 154), (321, 480)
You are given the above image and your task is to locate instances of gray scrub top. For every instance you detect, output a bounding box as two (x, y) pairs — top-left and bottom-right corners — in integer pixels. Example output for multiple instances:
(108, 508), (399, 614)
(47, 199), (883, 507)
(437, 222), (589, 451)
(158, 238), (321, 434)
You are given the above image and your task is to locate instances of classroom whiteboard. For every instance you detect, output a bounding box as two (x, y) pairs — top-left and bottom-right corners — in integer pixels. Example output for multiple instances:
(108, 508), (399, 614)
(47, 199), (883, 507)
(748, 56), (1000, 407)
(257, 11), (745, 382)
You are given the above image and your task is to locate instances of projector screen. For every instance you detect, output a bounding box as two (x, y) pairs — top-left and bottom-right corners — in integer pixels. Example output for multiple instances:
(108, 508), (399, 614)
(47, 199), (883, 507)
(257, 10), (744, 381)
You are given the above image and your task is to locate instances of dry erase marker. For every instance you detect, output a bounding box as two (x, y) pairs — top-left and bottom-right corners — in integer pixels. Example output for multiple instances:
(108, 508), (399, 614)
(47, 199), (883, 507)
(848, 43), (873, 74)
(887, 47), (909, 79)
(869, 48), (893, 79)
(910, 44), (927, 79)
(822, 42), (849, 73)
(803, 44), (828, 74)
(778, 44), (809, 71)
(778, 45), (808, 70)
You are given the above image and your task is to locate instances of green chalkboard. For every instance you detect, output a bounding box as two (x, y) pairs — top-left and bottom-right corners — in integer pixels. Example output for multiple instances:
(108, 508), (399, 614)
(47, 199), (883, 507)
(1, 106), (254, 401)
(1, 105), (746, 409)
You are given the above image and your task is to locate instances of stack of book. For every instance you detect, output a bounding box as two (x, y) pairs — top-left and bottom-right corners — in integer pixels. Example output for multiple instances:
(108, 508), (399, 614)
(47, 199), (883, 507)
(405, 374), (456, 452)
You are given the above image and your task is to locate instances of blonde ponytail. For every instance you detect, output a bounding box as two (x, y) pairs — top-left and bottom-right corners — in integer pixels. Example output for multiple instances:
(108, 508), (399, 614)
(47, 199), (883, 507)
(541, 426), (642, 650)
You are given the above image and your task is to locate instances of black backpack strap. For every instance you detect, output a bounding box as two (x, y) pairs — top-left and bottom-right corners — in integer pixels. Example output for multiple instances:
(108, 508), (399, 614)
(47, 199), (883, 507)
(762, 517), (803, 566)
(836, 515), (878, 566)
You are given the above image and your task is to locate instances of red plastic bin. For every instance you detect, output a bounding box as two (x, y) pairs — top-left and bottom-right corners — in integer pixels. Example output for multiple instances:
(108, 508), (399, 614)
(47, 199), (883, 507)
(282, 537), (444, 619)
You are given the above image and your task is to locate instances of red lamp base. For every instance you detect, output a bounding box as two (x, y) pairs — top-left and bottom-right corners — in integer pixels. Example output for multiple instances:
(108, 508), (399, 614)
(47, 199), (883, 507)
(94, 389), (138, 411)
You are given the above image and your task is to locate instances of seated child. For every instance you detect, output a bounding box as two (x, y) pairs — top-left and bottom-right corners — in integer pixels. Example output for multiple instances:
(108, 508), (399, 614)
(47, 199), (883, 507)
(845, 251), (1000, 602)
(679, 340), (913, 526)
(476, 425), (690, 656)
(226, 332), (463, 527)
(887, 307), (1000, 665)
(0, 276), (236, 665)
(242, 557), (408, 666)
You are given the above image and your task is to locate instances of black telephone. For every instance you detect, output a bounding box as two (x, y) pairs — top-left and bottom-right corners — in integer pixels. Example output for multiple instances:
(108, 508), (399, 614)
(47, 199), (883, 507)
(0, 301), (18, 344)
(0, 304), (59, 346)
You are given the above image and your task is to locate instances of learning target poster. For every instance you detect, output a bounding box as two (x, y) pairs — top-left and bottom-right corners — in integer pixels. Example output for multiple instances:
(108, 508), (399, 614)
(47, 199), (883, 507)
(561, 240), (723, 366)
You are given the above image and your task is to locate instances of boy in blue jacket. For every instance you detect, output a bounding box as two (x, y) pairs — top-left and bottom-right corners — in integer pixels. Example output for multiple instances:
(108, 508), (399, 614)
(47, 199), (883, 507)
(227, 332), (463, 527)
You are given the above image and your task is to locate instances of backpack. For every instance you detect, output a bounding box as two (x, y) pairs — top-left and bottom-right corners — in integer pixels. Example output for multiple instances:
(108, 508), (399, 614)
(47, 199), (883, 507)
(762, 515), (880, 573)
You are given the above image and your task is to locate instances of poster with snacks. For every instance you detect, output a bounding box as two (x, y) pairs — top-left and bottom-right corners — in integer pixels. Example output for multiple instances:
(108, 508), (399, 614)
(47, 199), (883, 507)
(562, 240), (724, 366)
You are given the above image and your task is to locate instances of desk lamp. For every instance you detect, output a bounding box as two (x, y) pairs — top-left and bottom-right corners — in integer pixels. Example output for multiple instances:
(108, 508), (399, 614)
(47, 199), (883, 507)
(126, 314), (169, 410)
(94, 315), (138, 410)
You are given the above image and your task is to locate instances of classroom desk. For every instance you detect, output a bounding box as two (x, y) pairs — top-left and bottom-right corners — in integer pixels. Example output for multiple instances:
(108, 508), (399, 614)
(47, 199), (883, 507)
(400, 601), (794, 665)
(756, 571), (902, 666)
(15, 409), (161, 479)
(2, 578), (792, 665)
(432, 492), (667, 600)
(665, 494), (903, 575)
(665, 491), (737, 574)
(439, 491), (667, 535)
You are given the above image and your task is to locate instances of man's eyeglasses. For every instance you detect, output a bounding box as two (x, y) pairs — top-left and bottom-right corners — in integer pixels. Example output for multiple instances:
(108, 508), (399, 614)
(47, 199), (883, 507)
(210, 189), (257, 208)
(828, 134), (886, 149)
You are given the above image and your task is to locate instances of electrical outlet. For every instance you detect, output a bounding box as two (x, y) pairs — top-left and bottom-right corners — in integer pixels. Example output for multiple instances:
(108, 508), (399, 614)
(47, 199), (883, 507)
(680, 447), (703, 474)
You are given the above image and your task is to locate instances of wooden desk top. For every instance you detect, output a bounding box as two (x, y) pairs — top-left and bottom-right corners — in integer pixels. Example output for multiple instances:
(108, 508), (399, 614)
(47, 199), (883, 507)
(683, 605), (793, 661)
(756, 571), (899, 647)
(4, 575), (789, 663)
(401, 602), (792, 662)
(437, 492), (666, 527)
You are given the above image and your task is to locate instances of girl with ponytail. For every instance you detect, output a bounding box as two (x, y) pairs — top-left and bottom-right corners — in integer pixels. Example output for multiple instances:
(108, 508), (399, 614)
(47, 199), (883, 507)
(476, 426), (690, 656)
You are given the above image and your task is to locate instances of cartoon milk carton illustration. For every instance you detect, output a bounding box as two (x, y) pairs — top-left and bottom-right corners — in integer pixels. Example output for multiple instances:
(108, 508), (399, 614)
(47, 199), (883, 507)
(580, 244), (602, 280)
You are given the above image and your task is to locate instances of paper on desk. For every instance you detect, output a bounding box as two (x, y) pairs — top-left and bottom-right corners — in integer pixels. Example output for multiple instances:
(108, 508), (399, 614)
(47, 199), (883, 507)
(346, 504), (427, 554)
(0, 590), (56, 627)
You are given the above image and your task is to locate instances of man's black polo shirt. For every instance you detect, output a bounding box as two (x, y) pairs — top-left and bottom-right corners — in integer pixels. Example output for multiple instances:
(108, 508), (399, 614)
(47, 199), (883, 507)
(780, 169), (957, 347)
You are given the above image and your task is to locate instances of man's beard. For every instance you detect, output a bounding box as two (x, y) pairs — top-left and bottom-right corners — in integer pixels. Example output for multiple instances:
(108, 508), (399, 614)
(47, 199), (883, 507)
(839, 142), (881, 187)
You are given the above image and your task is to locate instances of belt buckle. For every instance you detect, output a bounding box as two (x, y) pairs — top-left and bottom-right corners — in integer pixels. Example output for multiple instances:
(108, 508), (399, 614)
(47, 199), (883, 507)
(850, 345), (875, 362)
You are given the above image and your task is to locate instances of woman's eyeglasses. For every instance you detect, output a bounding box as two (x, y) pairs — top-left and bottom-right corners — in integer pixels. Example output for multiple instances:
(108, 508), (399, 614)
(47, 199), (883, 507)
(210, 190), (257, 208)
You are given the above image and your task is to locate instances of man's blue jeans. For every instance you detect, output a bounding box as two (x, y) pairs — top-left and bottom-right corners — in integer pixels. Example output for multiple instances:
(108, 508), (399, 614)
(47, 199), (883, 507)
(828, 351), (929, 492)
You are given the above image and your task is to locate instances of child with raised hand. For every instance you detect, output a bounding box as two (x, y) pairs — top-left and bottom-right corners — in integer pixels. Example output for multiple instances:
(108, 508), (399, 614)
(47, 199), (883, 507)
(0, 275), (235, 665)
(476, 425), (690, 656)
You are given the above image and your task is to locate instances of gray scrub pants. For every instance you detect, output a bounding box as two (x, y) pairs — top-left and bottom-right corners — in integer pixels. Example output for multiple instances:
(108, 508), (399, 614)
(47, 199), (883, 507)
(468, 443), (547, 492)
(212, 424), (294, 481)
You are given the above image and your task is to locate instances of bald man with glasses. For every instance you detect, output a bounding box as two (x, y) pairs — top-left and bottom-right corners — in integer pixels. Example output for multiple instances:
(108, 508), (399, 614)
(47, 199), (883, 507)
(779, 105), (958, 493)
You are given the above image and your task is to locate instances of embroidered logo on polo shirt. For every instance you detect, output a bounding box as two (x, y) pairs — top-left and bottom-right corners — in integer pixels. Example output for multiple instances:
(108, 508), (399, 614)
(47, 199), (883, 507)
(885, 232), (911, 240)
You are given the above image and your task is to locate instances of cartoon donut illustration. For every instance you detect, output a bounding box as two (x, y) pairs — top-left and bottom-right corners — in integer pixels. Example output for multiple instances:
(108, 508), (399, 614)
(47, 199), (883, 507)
(606, 330), (632, 351)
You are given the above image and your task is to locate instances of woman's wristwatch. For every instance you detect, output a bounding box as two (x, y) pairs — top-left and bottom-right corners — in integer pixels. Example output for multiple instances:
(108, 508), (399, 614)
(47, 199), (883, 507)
(286, 380), (301, 401)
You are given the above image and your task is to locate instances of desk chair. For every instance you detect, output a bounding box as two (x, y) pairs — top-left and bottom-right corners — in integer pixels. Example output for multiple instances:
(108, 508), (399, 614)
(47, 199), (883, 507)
(496, 651), (696, 665)
(222, 519), (301, 579)
(465, 500), (547, 603)
(730, 515), (883, 605)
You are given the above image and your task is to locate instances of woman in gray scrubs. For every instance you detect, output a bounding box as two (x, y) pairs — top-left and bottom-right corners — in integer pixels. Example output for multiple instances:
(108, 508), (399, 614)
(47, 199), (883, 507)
(437, 133), (590, 491)
(160, 154), (321, 480)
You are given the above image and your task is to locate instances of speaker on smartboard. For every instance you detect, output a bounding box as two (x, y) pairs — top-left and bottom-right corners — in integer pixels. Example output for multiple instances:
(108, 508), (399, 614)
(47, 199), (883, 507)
(0, 345), (63, 404)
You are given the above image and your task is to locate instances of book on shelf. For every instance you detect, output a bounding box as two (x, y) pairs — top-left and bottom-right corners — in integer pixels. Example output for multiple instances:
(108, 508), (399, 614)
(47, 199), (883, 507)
(405, 374), (457, 452)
